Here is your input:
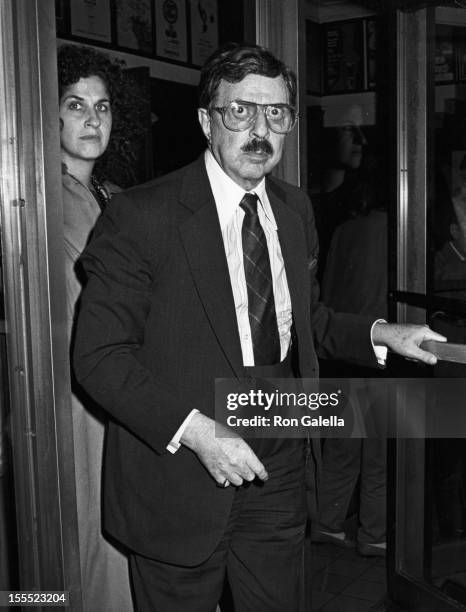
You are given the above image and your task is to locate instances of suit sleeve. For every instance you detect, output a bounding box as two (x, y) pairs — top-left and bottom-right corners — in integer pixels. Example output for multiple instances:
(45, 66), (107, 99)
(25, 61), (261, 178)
(72, 192), (193, 454)
(304, 193), (379, 367)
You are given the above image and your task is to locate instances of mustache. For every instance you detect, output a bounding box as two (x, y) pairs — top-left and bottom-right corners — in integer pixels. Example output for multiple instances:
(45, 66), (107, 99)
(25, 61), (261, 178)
(242, 138), (274, 156)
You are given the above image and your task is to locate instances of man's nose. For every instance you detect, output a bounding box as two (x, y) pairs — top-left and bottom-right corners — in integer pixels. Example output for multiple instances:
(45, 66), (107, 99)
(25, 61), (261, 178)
(251, 107), (270, 139)
(85, 108), (101, 128)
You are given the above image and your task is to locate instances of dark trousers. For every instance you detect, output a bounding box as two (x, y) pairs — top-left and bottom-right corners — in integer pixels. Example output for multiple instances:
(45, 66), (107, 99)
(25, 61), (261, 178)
(130, 440), (306, 612)
(316, 437), (387, 544)
(130, 354), (307, 611)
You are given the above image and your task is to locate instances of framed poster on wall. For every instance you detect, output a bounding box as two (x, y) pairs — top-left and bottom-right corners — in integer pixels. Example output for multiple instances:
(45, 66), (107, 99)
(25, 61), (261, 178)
(70, 0), (112, 43)
(435, 25), (455, 84)
(455, 28), (466, 82)
(366, 18), (377, 90)
(154, 0), (188, 63)
(115, 0), (154, 55)
(190, 0), (218, 67)
(458, 45), (466, 81)
(306, 20), (321, 95)
(324, 20), (364, 94)
(55, 0), (68, 37)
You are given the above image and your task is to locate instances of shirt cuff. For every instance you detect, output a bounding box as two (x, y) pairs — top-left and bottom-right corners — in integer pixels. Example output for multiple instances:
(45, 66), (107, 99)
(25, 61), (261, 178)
(371, 318), (388, 366)
(166, 409), (200, 454)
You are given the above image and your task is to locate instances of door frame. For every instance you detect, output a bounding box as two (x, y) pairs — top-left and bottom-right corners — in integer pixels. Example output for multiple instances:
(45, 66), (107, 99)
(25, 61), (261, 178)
(388, 5), (466, 611)
(0, 0), (81, 603)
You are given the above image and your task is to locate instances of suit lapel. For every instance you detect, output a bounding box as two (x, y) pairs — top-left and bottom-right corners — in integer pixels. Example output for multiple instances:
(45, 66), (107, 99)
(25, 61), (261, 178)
(177, 159), (313, 379)
(268, 180), (321, 463)
(178, 159), (245, 378)
(267, 180), (312, 375)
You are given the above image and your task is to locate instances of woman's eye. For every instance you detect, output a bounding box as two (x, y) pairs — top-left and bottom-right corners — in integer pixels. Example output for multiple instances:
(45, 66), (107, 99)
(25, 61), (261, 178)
(68, 101), (82, 111)
(96, 103), (110, 113)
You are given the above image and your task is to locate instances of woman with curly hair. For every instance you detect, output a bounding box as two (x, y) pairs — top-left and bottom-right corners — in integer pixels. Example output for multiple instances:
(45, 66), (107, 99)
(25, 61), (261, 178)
(59, 43), (139, 610)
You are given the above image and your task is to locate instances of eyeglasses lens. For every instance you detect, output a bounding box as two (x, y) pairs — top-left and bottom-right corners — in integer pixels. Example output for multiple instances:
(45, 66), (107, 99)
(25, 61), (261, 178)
(224, 102), (295, 134)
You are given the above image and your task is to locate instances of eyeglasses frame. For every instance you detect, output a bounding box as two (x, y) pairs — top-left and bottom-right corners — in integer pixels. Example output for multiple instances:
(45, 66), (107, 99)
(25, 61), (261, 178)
(209, 99), (299, 134)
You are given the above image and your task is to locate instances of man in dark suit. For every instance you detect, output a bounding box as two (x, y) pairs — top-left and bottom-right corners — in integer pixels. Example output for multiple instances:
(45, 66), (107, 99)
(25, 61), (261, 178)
(73, 43), (444, 611)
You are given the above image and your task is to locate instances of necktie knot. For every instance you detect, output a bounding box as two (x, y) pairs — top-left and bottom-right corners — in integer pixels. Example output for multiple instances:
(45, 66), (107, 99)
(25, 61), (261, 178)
(240, 192), (259, 216)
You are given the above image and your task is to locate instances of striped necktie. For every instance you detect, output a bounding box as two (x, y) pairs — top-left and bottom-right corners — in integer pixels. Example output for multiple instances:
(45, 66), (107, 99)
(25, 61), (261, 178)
(240, 192), (280, 365)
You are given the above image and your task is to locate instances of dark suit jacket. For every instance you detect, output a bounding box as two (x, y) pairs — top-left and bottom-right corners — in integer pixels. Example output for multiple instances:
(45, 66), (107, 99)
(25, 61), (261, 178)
(73, 155), (376, 565)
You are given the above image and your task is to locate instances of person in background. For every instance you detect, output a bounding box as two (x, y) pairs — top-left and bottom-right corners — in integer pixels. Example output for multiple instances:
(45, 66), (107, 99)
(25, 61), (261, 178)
(59, 43), (143, 610)
(435, 183), (466, 301)
(312, 104), (368, 280)
(311, 107), (389, 556)
(72, 43), (444, 611)
(433, 180), (466, 542)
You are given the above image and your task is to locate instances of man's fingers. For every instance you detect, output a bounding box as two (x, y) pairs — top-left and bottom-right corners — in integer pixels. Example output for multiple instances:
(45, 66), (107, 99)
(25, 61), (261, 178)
(184, 414), (270, 487)
(411, 348), (437, 366)
(247, 455), (269, 482)
(422, 329), (447, 343)
(228, 473), (244, 487)
(410, 329), (446, 364)
(213, 449), (268, 487)
(220, 438), (269, 482)
(424, 353), (437, 365)
(240, 468), (256, 482)
(223, 455), (268, 485)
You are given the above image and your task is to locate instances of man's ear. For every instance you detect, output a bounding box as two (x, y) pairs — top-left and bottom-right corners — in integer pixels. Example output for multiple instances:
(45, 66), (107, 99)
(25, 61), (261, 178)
(198, 108), (211, 144)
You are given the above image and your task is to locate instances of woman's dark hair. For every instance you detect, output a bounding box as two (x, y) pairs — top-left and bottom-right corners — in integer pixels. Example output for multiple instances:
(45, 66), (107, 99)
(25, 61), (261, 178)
(198, 42), (297, 109)
(57, 44), (145, 187)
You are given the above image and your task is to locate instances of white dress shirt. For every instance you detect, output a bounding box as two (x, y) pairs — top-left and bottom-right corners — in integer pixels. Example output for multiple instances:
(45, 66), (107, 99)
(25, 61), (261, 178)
(167, 150), (386, 452)
(167, 150), (292, 452)
(205, 149), (292, 365)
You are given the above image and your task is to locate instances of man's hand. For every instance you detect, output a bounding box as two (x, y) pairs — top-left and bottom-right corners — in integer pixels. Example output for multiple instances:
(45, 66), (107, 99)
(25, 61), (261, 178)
(180, 412), (269, 487)
(372, 322), (446, 365)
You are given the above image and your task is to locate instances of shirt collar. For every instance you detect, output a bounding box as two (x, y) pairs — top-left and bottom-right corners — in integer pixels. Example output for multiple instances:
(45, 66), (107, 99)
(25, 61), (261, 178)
(61, 162), (83, 186)
(204, 149), (277, 230)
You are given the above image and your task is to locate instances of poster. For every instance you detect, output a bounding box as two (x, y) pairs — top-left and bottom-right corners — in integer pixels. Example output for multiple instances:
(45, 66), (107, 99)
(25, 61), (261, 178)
(155, 0), (188, 63)
(190, 0), (218, 67)
(366, 19), (377, 90)
(324, 20), (364, 94)
(457, 41), (466, 81)
(435, 39), (455, 83)
(70, 0), (112, 43)
(55, 0), (67, 37)
(306, 20), (321, 95)
(115, 0), (153, 54)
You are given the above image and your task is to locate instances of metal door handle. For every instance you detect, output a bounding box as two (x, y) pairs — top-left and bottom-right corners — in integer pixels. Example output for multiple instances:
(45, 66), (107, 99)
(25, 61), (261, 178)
(421, 340), (466, 364)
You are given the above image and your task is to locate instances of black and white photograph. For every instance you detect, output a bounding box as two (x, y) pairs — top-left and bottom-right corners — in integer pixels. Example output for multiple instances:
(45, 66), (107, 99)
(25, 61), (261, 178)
(324, 19), (365, 93)
(70, 0), (112, 43)
(154, 0), (188, 63)
(115, 0), (154, 56)
(1, 1), (466, 611)
(190, 0), (219, 67)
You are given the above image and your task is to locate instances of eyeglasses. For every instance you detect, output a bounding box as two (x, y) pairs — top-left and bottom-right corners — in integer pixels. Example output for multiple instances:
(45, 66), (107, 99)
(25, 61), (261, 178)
(210, 100), (298, 134)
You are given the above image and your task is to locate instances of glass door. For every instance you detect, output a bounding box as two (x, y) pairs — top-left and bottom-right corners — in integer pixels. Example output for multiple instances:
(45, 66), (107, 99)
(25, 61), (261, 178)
(389, 4), (466, 610)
